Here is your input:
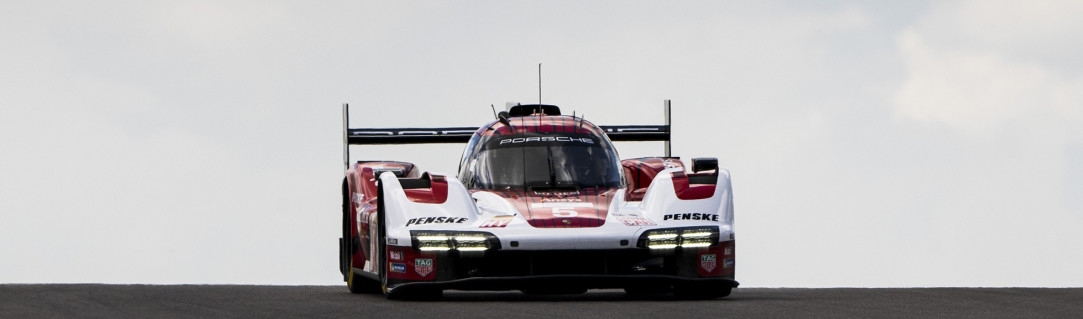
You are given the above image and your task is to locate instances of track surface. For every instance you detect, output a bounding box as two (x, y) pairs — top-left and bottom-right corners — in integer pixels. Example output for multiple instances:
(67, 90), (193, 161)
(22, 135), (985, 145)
(2, 285), (1080, 318)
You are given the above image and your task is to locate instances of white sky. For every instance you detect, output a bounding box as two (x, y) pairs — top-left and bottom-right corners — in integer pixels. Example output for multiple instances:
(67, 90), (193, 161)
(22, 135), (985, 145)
(2, 0), (1081, 287)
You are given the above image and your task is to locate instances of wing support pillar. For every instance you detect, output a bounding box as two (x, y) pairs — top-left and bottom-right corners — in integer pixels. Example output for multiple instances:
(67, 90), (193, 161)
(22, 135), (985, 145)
(343, 103), (350, 172)
(664, 99), (671, 158)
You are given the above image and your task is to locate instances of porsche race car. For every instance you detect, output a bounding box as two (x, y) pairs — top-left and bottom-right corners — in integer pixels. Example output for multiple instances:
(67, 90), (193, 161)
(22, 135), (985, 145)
(338, 102), (737, 299)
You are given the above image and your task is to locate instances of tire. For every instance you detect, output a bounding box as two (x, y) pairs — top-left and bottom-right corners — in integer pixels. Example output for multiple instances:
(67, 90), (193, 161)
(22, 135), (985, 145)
(344, 179), (379, 294)
(341, 179), (350, 281)
(377, 182), (388, 295)
(672, 282), (732, 299)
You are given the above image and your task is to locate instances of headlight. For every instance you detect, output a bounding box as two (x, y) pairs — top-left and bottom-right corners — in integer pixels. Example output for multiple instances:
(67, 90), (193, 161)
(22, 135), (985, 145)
(410, 230), (501, 252)
(637, 226), (719, 249)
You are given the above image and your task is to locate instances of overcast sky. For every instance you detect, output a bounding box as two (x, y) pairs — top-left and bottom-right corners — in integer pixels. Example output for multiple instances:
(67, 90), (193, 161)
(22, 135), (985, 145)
(2, 1), (1081, 287)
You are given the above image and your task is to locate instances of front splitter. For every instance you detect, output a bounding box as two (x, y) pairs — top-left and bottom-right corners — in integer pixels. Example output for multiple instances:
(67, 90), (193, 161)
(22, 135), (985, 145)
(387, 274), (738, 293)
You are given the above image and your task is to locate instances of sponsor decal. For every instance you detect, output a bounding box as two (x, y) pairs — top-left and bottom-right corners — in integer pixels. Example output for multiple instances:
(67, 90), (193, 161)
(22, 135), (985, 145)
(415, 258), (434, 277)
(405, 216), (468, 227)
(620, 217), (656, 226)
(724, 247), (733, 256)
(389, 251), (403, 261)
(389, 262), (406, 273)
(701, 254), (717, 272)
(663, 159), (682, 169)
(530, 202), (593, 208)
(479, 216), (513, 228)
(531, 203), (590, 218)
(499, 136), (594, 145)
(723, 258), (735, 269)
(533, 190), (580, 196)
(540, 197), (583, 202)
(551, 207), (578, 217)
(387, 238), (398, 245)
(662, 213), (719, 221)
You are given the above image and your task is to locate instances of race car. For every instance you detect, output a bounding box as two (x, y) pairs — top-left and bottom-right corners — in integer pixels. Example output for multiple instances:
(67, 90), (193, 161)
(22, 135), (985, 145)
(338, 102), (737, 299)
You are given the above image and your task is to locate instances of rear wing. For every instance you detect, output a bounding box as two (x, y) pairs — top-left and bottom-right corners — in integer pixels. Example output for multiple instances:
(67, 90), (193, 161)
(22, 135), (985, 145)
(345, 127), (477, 145)
(342, 100), (674, 170)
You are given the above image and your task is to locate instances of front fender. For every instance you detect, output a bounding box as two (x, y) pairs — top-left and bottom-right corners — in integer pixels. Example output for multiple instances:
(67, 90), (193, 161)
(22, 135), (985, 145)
(378, 172), (480, 245)
(639, 168), (734, 238)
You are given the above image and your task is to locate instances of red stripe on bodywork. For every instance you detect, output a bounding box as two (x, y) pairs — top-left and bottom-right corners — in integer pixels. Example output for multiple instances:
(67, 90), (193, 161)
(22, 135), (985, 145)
(671, 171), (715, 200)
(621, 157), (684, 201)
(403, 175), (449, 204)
(347, 161), (418, 272)
(480, 116), (606, 137)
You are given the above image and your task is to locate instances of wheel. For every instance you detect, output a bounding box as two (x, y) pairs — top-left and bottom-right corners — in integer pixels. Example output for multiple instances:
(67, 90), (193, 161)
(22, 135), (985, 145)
(672, 282), (732, 299)
(341, 179), (351, 281)
(377, 182), (388, 295)
(344, 179), (379, 294)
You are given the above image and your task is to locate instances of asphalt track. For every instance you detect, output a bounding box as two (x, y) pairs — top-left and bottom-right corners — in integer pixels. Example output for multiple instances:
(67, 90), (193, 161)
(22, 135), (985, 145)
(2, 285), (1081, 318)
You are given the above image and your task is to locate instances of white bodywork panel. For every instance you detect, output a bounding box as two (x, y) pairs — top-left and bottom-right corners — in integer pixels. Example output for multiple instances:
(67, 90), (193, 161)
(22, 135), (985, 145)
(376, 167), (734, 251)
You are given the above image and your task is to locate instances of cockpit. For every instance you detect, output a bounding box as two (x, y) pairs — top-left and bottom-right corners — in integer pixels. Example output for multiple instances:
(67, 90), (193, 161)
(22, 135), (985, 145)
(458, 124), (623, 190)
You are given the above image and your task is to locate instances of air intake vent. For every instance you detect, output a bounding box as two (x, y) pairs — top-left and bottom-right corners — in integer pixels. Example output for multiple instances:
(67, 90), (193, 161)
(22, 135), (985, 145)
(508, 104), (561, 116)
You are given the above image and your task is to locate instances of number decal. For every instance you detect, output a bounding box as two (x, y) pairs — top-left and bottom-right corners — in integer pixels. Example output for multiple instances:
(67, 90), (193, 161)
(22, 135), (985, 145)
(552, 207), (578, 217)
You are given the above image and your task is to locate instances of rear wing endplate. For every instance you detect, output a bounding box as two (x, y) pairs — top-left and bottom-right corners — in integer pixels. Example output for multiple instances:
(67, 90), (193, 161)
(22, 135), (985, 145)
(342, 100), (673, 171)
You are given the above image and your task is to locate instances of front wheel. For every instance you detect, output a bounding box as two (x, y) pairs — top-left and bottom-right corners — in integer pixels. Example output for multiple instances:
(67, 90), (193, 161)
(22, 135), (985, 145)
(344, 179), (379, 294)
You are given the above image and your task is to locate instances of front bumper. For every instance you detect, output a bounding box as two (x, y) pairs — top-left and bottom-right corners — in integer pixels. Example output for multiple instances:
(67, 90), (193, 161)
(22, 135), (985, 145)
(385, 240), (736, 292)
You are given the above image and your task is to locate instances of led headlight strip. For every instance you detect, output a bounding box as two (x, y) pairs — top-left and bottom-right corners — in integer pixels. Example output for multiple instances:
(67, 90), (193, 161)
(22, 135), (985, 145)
(410, 230), (501, 252)
(637, 226), (720, 249)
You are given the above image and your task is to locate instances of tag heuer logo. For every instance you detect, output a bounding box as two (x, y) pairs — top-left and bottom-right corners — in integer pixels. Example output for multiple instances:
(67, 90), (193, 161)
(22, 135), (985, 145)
(700, 254), (717, 272)
(415, 258), (434, 277)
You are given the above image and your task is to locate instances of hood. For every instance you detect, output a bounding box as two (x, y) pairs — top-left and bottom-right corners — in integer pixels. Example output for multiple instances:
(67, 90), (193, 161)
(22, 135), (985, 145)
(480, 188), (618, 228)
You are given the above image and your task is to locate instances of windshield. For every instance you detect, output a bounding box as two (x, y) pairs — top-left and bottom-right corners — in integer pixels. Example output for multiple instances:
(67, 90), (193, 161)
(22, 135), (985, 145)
(465, 133), (621, 189)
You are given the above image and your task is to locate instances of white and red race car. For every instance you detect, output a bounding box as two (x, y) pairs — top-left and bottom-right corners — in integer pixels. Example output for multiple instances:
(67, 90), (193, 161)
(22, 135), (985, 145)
(338, 103), (736, 299)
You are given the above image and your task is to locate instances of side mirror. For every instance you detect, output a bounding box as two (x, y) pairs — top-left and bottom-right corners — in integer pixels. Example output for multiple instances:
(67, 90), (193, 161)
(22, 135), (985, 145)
(691, 157), (718, 174)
